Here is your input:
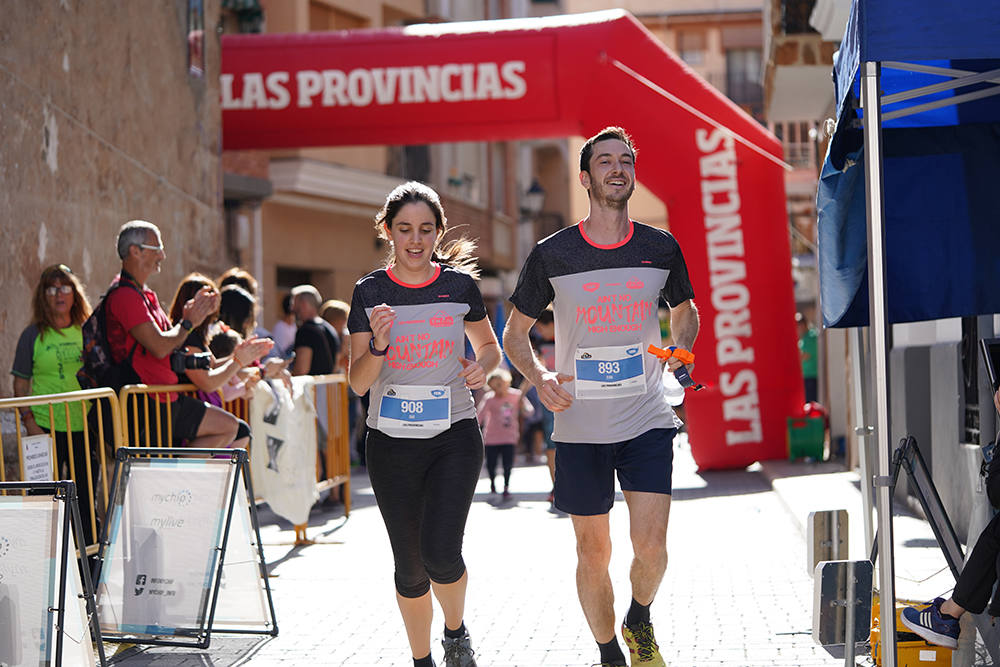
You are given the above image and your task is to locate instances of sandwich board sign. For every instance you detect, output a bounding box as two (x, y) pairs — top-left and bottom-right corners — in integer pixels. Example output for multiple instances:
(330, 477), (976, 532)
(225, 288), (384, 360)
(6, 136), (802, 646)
(93, 447), (277, 648)
(0, 481), (104, 666)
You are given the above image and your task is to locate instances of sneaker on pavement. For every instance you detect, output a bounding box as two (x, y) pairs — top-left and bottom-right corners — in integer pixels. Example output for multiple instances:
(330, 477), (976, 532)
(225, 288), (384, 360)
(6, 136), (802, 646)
(442, 632), (477, 667)
(901, 598), (960, 649)
(621, 621), (666, 667)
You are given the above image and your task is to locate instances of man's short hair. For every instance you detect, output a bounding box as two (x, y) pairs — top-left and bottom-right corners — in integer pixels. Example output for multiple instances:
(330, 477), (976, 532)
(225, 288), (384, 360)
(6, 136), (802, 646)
(579, 126), (637, 174)
(117, 220), (160, 259)
(291, 284), (322, 308)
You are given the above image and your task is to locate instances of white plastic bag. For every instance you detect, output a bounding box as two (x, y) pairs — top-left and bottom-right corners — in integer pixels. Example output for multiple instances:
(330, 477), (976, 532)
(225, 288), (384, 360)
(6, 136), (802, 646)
(249, 377), (319, 525)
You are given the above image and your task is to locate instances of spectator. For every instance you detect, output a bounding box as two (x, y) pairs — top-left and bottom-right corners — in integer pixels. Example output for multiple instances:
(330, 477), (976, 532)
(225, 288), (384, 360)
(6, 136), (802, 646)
(11, 263), (99, 540)
(290, 284), (339, 376)
(320, 299), (351, 372)
(900, 388), (1000, 648)
(272, 293), (297, 358)
(219, 266), (274, 345)
(797, 311), (819, 403)
(218, 284), (256, 339)
(320, 298), (362, 465)
(218, 266), (258, 296)
(105, 220), (249, 448)
(207, 328), (253, 402)
(531, 307), (557, 500)
(219, 283), (293, 388)
(167, 273), (271, 397)
(477, 368), (533, 499)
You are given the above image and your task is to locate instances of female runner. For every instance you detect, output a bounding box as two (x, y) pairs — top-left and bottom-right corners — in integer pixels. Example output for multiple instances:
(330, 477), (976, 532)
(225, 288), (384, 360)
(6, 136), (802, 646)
(348, 181), (500, 667)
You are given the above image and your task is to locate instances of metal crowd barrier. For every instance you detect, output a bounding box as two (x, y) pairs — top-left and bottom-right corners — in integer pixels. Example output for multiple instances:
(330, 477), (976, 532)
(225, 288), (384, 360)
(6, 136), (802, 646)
(118, 383), (206, 449)
(311, 373), (352, 515)
(0, 388), (123, 552)
(120, 377), (352, 544)
(1, 378), (352, 550)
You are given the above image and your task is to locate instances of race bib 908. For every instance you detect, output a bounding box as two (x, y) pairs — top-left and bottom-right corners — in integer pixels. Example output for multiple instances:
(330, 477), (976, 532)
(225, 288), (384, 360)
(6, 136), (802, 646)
(377, 385), (451, 439)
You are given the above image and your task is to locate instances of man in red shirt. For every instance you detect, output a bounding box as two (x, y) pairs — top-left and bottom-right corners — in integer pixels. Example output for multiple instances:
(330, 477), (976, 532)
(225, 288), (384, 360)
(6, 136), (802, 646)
(107, 220), (250, 447)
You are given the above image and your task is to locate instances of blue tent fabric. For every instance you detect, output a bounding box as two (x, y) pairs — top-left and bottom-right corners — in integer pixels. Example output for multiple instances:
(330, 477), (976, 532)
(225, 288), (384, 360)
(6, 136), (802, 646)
(819, 124), (1000, 327)
(818, 0), (1000, 327)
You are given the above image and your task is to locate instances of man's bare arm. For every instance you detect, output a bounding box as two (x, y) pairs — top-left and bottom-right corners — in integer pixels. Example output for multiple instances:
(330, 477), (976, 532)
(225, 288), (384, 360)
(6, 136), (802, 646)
(503, 307), (574, 412)
(502, 308), (546, 386)
(669, 299), (699, 351)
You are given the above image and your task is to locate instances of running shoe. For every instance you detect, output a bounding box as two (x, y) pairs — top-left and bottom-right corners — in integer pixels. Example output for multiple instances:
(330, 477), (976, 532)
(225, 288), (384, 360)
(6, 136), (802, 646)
(621, 621), (666, 666)
(442, 632), (477, 667)
(901, 598), (960, 649)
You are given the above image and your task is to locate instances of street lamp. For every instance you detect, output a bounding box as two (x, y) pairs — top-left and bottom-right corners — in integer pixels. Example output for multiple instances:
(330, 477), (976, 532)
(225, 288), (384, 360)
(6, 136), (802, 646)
(521, 178), (545, 218)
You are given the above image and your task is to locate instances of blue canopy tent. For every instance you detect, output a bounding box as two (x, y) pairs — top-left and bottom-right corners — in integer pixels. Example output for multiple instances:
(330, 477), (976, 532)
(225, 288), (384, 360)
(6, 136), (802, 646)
(816, 1), (1000, 662)
(819, 4), (1000, 328)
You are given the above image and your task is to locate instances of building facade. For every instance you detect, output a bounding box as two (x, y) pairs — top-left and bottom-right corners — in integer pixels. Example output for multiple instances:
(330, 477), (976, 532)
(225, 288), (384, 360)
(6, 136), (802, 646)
(223, 0), (571, 329)
(1, 0), (227, 396)
(559, 0), (765, 233)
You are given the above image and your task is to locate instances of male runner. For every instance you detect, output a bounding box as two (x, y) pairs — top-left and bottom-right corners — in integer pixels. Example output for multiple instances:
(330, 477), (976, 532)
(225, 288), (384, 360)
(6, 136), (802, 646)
(503, 126), (699, 667)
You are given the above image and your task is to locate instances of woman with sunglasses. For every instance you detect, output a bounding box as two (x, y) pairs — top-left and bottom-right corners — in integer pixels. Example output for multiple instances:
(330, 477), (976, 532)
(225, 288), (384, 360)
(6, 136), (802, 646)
(11, 264), (99, 540)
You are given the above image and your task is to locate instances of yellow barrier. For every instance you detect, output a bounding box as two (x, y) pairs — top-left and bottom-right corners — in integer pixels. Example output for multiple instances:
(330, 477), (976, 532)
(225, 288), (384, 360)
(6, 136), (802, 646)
(118, 383), (207, 448)
(0, 388), (123, 551)
(311, 373), (352, 516)
(119, 377), (352, 544)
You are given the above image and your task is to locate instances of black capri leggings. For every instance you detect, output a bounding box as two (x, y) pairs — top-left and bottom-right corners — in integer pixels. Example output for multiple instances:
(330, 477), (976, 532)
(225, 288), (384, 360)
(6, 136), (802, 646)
(954, 511), (1000, 615)
(366, 418), (484, 598)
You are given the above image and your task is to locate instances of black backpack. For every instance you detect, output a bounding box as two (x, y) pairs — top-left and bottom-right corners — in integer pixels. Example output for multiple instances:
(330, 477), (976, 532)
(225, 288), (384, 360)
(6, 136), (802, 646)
(76, 278), (146, 391)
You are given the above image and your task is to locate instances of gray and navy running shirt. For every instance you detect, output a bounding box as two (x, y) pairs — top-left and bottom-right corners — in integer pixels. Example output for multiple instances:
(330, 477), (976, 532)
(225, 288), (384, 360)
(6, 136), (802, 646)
(348, 263), (488, 431)
(510, 221), (695, 444)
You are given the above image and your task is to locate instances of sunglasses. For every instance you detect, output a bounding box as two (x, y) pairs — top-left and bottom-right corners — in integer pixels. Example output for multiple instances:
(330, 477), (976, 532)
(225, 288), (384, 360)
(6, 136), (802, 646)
(138, 243), (164, 253)
(45, 285), (73, 296)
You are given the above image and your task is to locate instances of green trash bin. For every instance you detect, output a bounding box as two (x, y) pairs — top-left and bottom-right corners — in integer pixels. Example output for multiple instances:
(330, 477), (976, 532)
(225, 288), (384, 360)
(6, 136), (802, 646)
(787, 416), (825, 460)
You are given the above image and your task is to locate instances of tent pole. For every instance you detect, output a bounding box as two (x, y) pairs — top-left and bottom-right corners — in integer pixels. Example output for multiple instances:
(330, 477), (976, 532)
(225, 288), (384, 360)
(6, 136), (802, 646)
(862, 59), (897, 667)
(850, 327), (875, 554)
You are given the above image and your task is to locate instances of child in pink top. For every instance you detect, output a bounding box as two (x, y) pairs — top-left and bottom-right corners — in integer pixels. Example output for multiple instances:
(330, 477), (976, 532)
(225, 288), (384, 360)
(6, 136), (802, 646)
(477, 369), (534, 499)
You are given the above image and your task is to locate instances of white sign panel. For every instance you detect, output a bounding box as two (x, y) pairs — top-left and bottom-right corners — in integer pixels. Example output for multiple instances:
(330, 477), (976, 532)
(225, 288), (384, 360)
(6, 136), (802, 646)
(20, 434), (53, 482)
(211, 479), (272, 631)
(0, 497), (59, 665)
(96, 459), (236, 636)
(54, 500), (97, 666)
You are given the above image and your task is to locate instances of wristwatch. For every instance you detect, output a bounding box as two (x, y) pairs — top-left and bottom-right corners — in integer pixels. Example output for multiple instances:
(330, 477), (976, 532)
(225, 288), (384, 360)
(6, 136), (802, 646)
(180, 319), (193, 332)
(369, 337), (388, 357)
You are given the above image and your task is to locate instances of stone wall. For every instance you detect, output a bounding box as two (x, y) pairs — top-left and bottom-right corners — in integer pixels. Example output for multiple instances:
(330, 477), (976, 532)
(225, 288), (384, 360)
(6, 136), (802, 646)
(0, 0), (225, 396)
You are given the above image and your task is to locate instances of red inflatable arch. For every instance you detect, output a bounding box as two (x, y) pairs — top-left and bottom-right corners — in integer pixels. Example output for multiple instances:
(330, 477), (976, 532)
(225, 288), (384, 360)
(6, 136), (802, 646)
(221, 10), (804, 470)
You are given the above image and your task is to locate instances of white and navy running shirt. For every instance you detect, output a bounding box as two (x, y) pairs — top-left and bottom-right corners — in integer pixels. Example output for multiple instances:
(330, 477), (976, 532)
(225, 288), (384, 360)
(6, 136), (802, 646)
(348, 263), (488, 432)
(510, 221), (695, 444)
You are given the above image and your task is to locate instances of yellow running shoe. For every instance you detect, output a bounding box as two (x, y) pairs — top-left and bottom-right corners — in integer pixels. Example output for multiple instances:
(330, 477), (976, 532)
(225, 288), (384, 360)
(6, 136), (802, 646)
(621, 621), (666, 667)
